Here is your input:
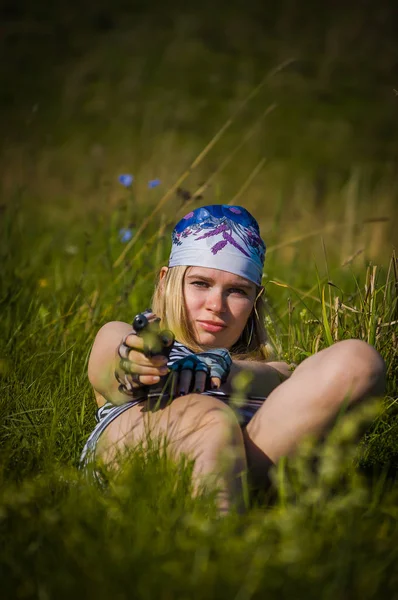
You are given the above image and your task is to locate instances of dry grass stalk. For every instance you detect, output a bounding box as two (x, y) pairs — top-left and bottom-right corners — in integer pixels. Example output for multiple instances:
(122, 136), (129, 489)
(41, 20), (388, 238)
(112, 60), (295, 269)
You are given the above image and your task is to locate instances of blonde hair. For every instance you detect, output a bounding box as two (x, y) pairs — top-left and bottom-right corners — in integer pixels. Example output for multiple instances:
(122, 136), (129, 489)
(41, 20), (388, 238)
(151, 266), (272, 360)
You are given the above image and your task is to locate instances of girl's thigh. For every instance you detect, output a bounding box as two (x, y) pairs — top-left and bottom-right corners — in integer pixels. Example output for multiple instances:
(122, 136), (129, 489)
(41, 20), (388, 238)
(95, 393), (241, 466)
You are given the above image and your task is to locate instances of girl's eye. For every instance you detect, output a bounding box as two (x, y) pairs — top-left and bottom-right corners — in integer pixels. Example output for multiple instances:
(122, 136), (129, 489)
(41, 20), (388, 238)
(191, 282), (247, 295)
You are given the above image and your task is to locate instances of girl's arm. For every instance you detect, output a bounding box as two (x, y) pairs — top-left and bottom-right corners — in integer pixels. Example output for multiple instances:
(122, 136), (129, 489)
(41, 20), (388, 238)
(88, 321), (136, 407)
(220, 360), (293, 397)
(88, 319), (172, 407)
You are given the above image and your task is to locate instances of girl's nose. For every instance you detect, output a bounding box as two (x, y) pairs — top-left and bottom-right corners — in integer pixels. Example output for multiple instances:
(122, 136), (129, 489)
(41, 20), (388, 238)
(206, 290), (226, 312)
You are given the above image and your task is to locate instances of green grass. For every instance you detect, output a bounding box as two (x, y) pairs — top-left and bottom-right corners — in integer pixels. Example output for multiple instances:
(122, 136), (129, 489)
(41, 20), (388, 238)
(1, 161), (397, 597)
(1, 5), (398, 596)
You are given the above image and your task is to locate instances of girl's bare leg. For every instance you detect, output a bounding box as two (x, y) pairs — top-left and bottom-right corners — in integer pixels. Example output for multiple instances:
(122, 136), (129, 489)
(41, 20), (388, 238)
(244, 339), (386, 487)
(96, 394), (248, 514)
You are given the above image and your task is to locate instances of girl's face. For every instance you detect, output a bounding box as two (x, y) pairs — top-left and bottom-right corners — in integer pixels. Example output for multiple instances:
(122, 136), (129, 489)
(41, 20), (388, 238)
(182, 266), (257, 349)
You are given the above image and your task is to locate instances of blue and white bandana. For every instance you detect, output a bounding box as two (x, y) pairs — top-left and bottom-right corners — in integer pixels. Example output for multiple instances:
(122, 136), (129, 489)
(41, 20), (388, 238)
(168, 205), (266, 286)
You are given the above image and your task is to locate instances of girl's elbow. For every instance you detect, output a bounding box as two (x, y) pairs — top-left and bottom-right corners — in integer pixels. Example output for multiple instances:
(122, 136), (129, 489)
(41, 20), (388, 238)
(267, 361), (294, 381)
(87, 321), (124, 391)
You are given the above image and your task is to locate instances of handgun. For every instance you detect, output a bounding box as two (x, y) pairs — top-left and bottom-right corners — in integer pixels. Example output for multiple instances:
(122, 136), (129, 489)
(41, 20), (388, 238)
(132, 310), (174, 358)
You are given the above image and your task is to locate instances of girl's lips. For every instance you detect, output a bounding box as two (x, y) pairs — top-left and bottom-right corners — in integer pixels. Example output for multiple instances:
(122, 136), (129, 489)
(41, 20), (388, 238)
(197, 321), (226, 333)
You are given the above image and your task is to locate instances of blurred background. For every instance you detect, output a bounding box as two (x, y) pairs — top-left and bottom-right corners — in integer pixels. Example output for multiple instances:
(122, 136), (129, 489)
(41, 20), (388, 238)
(0, 0), (397, 273)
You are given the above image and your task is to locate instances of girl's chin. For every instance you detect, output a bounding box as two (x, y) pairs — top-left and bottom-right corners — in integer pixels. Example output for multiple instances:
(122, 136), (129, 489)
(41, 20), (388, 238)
(196, 331), (232, 349)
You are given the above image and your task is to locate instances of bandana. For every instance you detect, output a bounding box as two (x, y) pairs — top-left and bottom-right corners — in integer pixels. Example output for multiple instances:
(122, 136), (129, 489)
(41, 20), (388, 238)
(168, 205), (266, 286)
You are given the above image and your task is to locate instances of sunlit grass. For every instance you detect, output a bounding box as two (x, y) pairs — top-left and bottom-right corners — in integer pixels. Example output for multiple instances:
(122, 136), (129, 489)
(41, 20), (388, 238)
(1, 155), (397, 595)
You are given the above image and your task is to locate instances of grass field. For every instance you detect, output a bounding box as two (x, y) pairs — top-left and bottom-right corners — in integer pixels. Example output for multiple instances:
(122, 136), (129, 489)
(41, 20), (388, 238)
(1, 3), (398, 597)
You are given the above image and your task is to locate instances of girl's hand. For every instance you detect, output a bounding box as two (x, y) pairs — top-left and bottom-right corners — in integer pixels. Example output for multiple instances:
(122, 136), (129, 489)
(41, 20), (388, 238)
(115, 311), (171, 394)
(169, 355), (211, 396)
(169, 348), (232, 396)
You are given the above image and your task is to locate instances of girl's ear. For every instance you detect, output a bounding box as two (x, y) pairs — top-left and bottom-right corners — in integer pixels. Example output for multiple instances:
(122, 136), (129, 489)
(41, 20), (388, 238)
(158, 266), (168, 288)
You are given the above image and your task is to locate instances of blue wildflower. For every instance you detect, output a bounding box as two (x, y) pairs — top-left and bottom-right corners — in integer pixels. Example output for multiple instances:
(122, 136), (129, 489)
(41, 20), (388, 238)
(118, 174), (134, 187)
(119, 228), (134, 243)
(148, 178), (161, 189)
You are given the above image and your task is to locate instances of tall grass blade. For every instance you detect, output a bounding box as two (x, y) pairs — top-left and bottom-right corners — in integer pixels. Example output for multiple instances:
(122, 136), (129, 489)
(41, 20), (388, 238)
(228, 157), (267, 206)
(321, 286), (334, 346)
(112, 59), (295, 267)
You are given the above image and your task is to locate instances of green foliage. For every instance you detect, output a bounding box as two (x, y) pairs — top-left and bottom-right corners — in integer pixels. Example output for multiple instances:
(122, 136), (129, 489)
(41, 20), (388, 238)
(0, 408), (397, 599)
(1, 170), (397, 595)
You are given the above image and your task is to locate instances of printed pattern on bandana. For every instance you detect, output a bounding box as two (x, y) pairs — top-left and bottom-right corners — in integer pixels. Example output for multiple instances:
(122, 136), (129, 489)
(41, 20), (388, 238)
(172, 205), (265, 266)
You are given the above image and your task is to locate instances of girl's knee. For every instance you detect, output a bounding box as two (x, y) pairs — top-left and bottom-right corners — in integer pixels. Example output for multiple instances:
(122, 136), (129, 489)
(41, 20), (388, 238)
(299, 339), (386, 399)
(292, 339), (386, 406)
(328, 340), (385, 392)
(168, 394), (245, 467)
(172, 393), (239, 427)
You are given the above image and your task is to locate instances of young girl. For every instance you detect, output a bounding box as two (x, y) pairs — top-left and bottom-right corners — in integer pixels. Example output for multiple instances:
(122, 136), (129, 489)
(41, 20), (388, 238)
(82, 205), (386, 513)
